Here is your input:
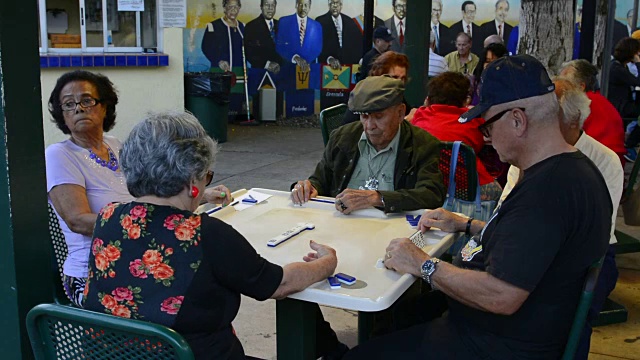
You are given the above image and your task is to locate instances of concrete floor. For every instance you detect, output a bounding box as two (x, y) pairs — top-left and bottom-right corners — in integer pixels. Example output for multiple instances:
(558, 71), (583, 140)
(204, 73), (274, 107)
(212, 124), (640, 360)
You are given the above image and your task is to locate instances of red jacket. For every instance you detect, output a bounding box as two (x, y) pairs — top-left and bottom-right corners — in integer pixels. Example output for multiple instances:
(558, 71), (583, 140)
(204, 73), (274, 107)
(583, 91), (626, 164)
(411, 104), (494, 185)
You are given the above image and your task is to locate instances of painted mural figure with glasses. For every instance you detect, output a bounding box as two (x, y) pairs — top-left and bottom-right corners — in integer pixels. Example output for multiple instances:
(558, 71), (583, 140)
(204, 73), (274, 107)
(344, 55), (612, 359)
(291, 75), (444, 214)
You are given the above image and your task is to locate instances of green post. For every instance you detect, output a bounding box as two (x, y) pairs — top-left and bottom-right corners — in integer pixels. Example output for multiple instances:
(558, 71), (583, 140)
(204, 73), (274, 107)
(405, 0), (432, 107)
(0, 1), (53, 359)
(276, 298), (317, 360)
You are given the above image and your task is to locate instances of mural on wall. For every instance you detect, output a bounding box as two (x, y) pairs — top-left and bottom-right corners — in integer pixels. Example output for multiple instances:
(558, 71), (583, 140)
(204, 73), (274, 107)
(183, 0), (522, 119)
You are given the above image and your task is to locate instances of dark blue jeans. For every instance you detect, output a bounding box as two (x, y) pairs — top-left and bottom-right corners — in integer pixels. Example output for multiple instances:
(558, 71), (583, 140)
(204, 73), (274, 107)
(576, 244), (619, 360)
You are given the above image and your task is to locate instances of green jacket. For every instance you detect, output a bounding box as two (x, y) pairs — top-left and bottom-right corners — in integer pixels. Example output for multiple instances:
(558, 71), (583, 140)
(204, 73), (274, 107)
(309, 121), (445, 213)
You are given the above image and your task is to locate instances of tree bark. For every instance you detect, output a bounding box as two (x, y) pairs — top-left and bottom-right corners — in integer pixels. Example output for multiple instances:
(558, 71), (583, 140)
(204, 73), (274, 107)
(518, 0), (574, 75)
(592, 0), (608, 69)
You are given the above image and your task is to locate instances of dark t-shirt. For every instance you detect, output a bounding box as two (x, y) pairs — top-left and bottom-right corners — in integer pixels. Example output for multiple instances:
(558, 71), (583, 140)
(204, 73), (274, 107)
(84, 202), (283, 360)
(450, 151), (611, 359)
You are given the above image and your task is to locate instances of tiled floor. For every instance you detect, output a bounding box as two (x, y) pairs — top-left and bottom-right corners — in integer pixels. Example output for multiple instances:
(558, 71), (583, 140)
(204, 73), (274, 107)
(214, 124), (640, 360)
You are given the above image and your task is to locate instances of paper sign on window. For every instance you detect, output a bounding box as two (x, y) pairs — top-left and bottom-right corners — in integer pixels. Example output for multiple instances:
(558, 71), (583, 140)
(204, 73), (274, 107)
(118, 0), (144, 12)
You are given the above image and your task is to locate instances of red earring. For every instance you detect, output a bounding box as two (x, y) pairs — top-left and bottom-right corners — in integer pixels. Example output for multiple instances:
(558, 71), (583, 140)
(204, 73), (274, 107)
(190, 186), (200, 198)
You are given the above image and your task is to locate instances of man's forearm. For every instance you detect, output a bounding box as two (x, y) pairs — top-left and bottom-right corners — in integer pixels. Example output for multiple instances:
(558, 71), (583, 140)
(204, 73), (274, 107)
(431, 261), (527, 315)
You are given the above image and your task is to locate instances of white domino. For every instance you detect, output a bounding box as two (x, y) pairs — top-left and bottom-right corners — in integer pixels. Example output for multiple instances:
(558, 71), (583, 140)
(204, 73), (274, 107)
(267, 223), (315, 247)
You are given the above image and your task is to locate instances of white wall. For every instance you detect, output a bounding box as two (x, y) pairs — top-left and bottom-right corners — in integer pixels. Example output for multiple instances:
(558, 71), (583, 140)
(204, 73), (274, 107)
(41, 27), (184, 147)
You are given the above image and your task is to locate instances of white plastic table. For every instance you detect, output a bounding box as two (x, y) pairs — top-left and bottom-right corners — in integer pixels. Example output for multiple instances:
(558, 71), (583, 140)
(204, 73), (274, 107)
(201, 188), (455, 359)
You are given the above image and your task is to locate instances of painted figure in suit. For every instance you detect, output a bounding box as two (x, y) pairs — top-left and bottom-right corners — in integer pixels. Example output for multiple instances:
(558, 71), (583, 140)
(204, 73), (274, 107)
(201, 0), (245, 72)
(448, 1), (482, 56)
(316, 0), (363, 68)
(245, 0), (284, 74)
(613, 9), (637, 51)
(431, 0), (450, 56)
(384, 0), (406, 53)
(353, 0), (384, 34)
(276, 0), (323, 73)
(479, 0), (514, 47)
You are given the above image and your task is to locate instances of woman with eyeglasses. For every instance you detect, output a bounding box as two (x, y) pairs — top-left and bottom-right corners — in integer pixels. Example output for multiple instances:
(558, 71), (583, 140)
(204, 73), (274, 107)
(45, 71), (231, 307)
(83, 111), (338, 359)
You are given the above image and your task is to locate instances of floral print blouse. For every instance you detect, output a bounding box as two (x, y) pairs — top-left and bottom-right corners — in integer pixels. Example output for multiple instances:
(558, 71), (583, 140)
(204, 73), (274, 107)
(83, 202), (283, 359)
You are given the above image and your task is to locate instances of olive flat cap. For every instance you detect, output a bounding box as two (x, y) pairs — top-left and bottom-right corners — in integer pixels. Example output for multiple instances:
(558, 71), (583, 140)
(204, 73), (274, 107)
(348, 75), (405, 114)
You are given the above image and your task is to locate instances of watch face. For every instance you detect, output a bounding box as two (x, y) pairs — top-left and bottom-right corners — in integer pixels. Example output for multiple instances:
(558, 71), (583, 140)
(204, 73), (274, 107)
(421, 260), (436, 282)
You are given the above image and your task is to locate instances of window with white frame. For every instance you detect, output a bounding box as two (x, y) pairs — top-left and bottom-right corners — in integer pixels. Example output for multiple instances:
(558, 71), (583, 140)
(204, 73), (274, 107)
(39, 0), (161, 53)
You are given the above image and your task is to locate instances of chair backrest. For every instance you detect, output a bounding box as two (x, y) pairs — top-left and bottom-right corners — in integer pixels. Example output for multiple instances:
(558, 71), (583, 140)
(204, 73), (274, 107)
(319, 103), (348, 146)
(622, 156), (640, 202)
(48, 203), (71, 305)
(27, 303), (195, 360)
(439, 141), (478, 201)
(561, 257), (604, 360)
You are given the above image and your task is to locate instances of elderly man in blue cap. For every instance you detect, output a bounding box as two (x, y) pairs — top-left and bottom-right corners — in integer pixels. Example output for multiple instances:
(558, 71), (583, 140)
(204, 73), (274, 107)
(344, 55), (612, 359)
(291, 75), (444, 214)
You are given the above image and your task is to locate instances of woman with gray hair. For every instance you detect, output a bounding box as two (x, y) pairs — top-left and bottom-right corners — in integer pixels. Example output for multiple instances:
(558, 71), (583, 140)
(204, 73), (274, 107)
(82, 111), (338, 359)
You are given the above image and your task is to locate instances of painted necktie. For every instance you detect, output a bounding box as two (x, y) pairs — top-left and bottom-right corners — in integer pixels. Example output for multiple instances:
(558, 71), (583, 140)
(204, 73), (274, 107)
(433, 25), (439, 52)
(399, 21), (404, 46)
(466, 24), (471, 36)
(300, 19), (306, 46)
(334, 17), (342, 47)
(498, 24), (503, 39)
(269, 20), (275, 41)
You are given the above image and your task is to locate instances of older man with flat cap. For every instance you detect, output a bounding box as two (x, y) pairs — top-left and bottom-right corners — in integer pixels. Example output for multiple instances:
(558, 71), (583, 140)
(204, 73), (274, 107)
(344, 55), (612, 359)
(292, 75), (445, 213)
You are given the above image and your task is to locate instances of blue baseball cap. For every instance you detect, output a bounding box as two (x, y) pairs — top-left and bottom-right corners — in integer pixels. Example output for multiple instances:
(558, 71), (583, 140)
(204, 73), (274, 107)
(373, 27), (395, 42)
(458, 55), (556, 123)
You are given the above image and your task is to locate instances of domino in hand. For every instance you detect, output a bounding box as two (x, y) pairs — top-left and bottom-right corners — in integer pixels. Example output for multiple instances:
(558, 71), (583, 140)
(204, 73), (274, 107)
(410, 230), (427, 249)
(267, 223), (315, 247)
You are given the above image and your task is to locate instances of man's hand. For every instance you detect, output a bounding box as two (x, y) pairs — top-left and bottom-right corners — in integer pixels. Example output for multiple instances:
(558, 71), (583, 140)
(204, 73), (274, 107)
(327, 56), (342, 70)
(383, 238), (429, 276)
(404, 107), (417, 122)
(266, 62), (281, 74)
(303, 240), (337, 262)
(334, 189), (381, 214)
(418, 208), (467, 233)
(293, 54), (310, 72)
(291, 180), (318, 204)
(203, 185), (233, 206)
(218, 60), (231, 72)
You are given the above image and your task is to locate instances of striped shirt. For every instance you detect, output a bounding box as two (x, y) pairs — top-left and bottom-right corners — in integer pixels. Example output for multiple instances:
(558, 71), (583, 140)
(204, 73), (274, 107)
(428, 49), (448, 77)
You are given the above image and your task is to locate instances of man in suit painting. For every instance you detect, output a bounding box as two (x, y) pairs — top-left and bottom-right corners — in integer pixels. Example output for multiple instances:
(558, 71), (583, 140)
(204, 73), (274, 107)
(316, 0), (363, 68)
(245, 0), (284, 74)
(479, 0), (514, 46)
(431, 0), (450, 56)
(449, 1), (482, 56)
(384, 0), (406, 53)
(613, 9), (637, 49)
(275, 0), (323, 73)
(353, 0), (384, 35)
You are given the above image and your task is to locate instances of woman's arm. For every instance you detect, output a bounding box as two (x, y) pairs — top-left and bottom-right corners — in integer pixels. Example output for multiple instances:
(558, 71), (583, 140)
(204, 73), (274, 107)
(49, 184), (97, 236)
(270, 241), (337, 299)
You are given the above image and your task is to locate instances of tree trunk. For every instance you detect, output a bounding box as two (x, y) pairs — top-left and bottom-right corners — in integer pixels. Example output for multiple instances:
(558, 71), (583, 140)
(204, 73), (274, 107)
(518, 0), (574, 75)
(592, 0), (608, 69)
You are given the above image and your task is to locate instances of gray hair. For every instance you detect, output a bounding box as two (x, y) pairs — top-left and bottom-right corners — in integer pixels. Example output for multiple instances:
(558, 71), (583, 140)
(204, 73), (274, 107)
(120, 111), (218, 198)
(560, 59), (599, 92)
(554, 77), (592, 127)
(495, 0), (509, 10)
(515, 92), (560, 127)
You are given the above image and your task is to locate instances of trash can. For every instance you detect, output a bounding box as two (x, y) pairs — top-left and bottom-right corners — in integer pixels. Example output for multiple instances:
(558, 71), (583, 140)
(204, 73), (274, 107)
(184, 72), (232, 143)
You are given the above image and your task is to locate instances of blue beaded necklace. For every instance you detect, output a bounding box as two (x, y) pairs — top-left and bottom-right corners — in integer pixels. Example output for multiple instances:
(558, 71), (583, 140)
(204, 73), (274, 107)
(88, 145), (119, 171)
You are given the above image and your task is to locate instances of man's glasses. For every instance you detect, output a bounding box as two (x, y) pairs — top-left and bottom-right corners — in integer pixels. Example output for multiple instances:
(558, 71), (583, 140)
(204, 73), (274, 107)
(61, 97), (101, 111)
(478, 107), (525, 138)
(394, 4), (406, 10)
(205, 170), (214, 186)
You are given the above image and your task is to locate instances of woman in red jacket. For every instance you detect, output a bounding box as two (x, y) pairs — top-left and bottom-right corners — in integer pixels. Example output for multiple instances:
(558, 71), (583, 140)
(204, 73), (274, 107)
(411, 71), (502, 200)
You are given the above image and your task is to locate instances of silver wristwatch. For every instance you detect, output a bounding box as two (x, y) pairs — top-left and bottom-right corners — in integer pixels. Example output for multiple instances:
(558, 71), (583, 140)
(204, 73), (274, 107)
(420, 258), (441, 285)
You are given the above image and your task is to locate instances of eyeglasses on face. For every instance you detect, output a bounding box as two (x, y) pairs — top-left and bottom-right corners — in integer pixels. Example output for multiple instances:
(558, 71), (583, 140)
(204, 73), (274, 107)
(394, 4), (406, 10)
(478, 107), (526, 138)
(205, 170), (214, 186)
(61, 97), (101, 111)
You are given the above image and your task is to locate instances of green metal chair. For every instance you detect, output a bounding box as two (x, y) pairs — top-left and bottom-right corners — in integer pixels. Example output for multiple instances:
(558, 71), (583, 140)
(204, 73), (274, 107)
(48, 203), (72, 305)
(26, 303), (195, 360)
(561, 257), (604, 360)
(319, 103), (348, 146)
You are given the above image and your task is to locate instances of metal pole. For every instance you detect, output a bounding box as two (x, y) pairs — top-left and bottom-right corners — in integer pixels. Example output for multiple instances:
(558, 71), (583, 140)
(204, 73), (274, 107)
(601, 0), (617, 98)
(362, 0), (374, 58)
(633, 0), (639, 33)
(579, 0), (597, 61)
